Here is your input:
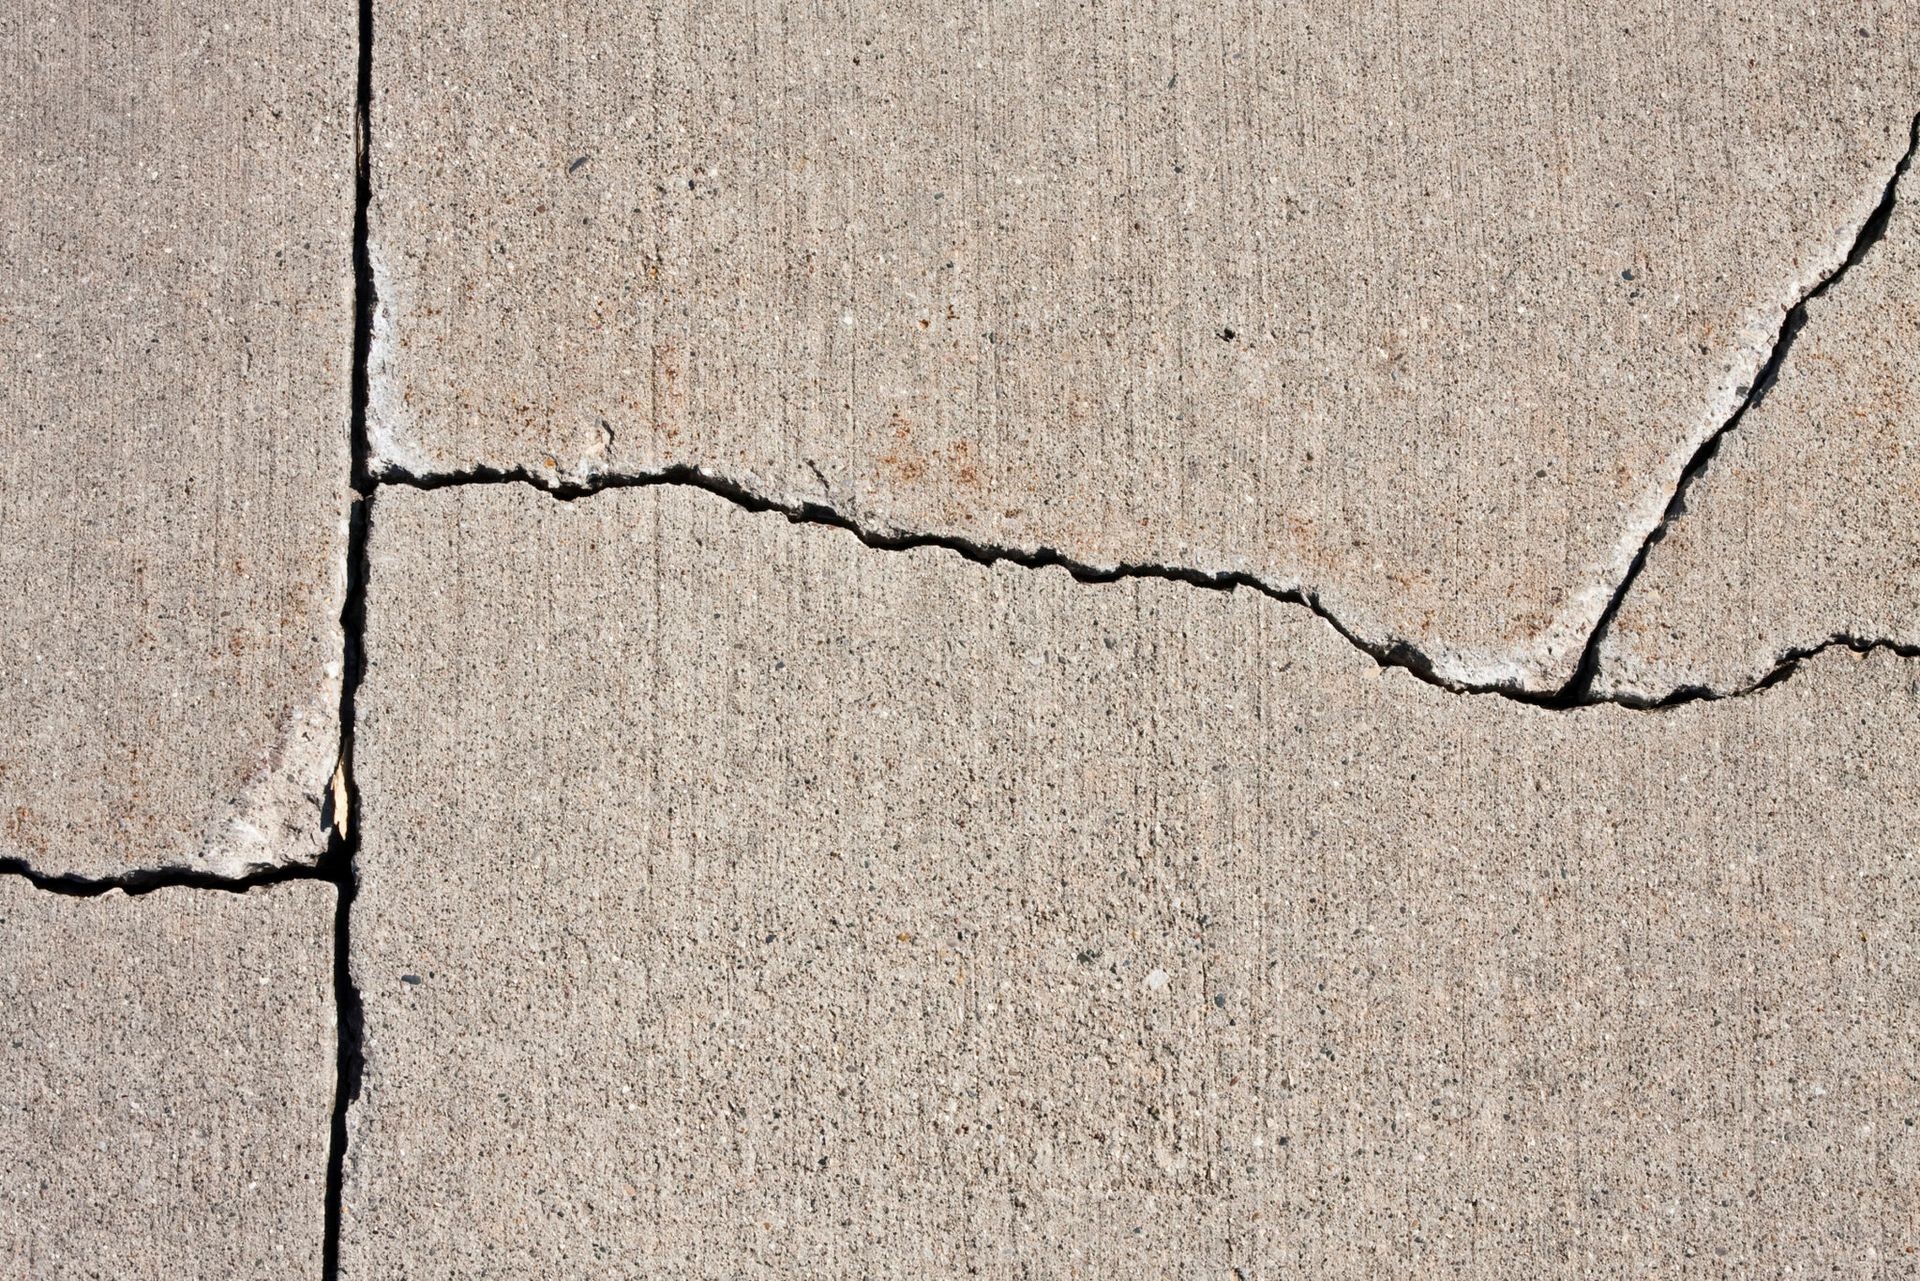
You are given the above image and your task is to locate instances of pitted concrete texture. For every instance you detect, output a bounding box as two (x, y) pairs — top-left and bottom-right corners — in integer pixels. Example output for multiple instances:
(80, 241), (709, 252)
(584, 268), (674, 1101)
(0, 0), (352, 879)
(366, 1), (1920, 691)
(1595, 161), (1920, 701)
(0, 879), (335, 1280)
(346, 483), (1920, 1278)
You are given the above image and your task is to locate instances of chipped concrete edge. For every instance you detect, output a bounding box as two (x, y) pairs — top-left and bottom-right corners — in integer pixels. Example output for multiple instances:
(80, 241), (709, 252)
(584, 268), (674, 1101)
(0, 667), (340, 888)
(1584, 110), (1920, 703)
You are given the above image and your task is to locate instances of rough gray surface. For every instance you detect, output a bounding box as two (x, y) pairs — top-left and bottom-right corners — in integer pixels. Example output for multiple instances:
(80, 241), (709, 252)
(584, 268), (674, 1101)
(367, 1), (1920, 691)
(0, 879), (335, 1280)
(0, 1), (353, 878)
(1596, 164), (1920, 700)
(347, 483), (1920, 1278)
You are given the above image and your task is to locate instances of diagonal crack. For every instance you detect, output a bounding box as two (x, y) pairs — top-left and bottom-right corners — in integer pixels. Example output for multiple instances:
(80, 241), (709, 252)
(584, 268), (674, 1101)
(1560, 108), (1920, 703)
(369, 108), (1920, 715)
(8, 57), (1915, 1281)
(9, 0), (1918, 1278)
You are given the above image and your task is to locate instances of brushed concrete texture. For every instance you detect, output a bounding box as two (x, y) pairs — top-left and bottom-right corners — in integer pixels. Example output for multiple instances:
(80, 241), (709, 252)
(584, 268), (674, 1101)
(366, 1), (1920, 691)
(0, 879), (335, 1280)
(1595, 167), (1920, 701)
(0, 1), (352, 879)
(347, 482), (1920, 1278)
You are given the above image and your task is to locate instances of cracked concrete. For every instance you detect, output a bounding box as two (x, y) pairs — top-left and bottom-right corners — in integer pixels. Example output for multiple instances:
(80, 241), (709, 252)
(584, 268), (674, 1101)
(0, 0), (354, 880)
(367, 0), (1920, 693)
(8, 2), (1920, 1278)
(1595, 131), (1920, 700)
(347, 482), (1920, 1277)
(0, 879), (335, 1280)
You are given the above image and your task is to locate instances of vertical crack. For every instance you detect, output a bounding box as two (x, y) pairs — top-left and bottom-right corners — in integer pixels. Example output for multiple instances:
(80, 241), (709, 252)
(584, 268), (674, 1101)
(322, 0), (376, 1274)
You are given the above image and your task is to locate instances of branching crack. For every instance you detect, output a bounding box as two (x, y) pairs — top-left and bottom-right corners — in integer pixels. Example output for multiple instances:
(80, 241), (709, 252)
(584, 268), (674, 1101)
(1561, 109), (1920, 702)
(4, 23), (1914, 1281)
(373, 448), (1915, 711)
(369, 108), (1920, 714)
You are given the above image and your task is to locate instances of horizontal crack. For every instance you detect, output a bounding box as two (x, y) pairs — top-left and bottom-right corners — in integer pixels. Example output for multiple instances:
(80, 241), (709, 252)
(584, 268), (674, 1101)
(0, 855), (330, 898)
(1611, 633), (1920, 710)
(374, 460), (1918, 712)
(379, 456), (1575, 701)
(1694, 631), (1920, 697)
(372, 108), (1920, 714)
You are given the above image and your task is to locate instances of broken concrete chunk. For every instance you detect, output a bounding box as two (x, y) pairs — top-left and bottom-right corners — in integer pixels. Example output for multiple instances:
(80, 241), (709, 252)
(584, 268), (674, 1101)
(1594, 158), (1920, 701)
(368, 1), (1920, 691)
(347, 482), (1920, 1277)
(0, 1), (353, 878)
(0, 879), (335, 1280)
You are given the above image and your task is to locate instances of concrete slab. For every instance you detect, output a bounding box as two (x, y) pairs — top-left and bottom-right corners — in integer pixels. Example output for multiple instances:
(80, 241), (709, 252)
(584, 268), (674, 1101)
(346, 482), (1920, 1277)
(0, 1), (353, 878)
(1595, 165), (1920, 701)
(367, 2), (1920, 691)
(0, 878), (335, 1280)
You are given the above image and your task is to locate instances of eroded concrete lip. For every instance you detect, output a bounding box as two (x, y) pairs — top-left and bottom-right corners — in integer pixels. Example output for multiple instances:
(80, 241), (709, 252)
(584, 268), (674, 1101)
(0, 0), (356, 882)
(1592, 117), (1920, 703)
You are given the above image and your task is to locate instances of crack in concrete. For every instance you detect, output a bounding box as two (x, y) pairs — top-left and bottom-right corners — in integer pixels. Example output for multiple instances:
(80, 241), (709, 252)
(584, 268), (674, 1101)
(362, 109), (1920, 714)
(318, 0), (378, 1273)
(4, 16), (1916, 1280)
(1698, 633), (1920, 699)
(1563, 109), (1920, 703)
(367, 451), (1919, 712)
(0, 857), (326, 897)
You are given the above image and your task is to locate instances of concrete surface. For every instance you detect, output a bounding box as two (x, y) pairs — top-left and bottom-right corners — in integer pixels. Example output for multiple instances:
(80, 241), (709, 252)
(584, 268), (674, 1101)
(0, 879), (335, 1280)
(0, 0), (352, 878)
(8, 4), (1920, 1277)
(346, 483), (1920, 1278)
(1595, 161), (1920, 700)
(366, 1), (1920, 691)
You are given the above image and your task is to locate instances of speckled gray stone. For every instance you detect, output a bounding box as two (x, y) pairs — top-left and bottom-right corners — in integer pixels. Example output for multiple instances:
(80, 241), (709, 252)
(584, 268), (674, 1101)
(0, 0), (353, 878)
(0, 878), (335, 1280)
(1596, 162), (1920, 701)
(345, 482), (1920, 1278)
(366, 1), (1920, 691)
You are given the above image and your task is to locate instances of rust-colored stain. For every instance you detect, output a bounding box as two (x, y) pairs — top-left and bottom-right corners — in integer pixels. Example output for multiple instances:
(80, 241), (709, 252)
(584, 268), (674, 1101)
(7, 805), (49, 859)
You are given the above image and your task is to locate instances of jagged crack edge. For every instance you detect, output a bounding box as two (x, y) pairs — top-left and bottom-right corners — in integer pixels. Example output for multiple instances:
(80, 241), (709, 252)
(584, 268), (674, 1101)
(318, 488), (369, 1280)
(0, 856), (328, 897)
(368, 116), (1920, 714)
(1644, 634), (1920, 710)
(376, 459), (1916, 711)
(321, 0), (377, 1273)
(377, 457), (1577, 704)
(1561, 110), (1920, 703)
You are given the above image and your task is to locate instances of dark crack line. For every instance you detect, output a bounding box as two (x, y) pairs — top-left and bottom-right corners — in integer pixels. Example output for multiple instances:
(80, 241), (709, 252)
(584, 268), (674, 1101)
(319, 495), (367, 1281)
(0, 857), (327, 897)
(378, 455), (1582, 703)
(1740, 634), (1920, 695)
(9, 1), (378, 1270)
(1560, 109), (1920, 704)
(320, 0), (377, 1274)
(364, 115), (1920, 715)
(0, 32), (1911, 1281)
(371, 457), (1914, 712)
